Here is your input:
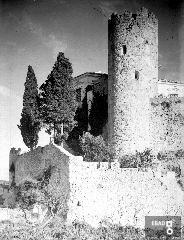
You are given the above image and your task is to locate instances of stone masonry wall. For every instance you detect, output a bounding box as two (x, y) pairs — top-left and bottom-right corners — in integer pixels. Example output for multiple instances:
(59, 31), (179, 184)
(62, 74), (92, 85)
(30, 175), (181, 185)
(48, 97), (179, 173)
(67, 157), (184, 228)
(9, 144), (184, 229)
(108, 8), (158, 157)
(9, 144), (69, 186)
(150, 97), (184, 153)
(8, 144), (70, 220)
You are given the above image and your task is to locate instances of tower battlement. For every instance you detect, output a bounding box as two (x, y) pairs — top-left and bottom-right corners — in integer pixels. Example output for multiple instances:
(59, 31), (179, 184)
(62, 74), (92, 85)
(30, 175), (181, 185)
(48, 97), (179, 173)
(108, 7), (158, 32)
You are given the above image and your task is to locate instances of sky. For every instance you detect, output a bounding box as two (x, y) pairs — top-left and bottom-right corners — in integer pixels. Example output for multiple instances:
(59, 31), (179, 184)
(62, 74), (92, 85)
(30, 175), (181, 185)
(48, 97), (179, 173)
(0, 0), (184, 180)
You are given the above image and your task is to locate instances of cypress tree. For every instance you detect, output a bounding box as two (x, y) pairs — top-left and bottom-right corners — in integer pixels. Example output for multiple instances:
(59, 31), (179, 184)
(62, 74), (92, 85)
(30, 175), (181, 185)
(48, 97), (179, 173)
(18, 65), (40, 150)
(39, 52), (78, 144)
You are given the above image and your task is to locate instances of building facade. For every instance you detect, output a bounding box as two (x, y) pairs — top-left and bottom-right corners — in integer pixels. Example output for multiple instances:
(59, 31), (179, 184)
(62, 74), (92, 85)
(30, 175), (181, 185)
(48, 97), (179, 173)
(73, 8), (184, 157)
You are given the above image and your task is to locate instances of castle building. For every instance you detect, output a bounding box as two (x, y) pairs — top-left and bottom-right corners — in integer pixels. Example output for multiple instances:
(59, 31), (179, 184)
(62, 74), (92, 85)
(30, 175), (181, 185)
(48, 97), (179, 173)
(8, 7), (184, 227)
(108, 8), (158, 156)
(73, 7), (184, 158)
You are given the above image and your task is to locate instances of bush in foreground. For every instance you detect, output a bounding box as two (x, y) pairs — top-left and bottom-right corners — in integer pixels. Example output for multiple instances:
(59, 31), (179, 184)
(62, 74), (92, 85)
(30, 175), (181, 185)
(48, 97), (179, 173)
(0, 219), (146, 240)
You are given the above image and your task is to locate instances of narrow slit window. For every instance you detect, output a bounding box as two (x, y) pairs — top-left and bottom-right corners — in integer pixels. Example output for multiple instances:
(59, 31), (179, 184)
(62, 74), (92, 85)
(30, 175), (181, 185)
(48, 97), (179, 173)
(76, 88), (81, 102)
(132, 13), (137, 20)
(135, 70), (139, 80)
(122, 45), (127, 54)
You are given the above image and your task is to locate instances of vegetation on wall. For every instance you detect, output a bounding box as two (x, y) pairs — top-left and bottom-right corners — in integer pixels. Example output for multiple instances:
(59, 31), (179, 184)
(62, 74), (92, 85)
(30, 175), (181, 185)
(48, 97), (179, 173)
(119, 147), (184, 190)
(157, 149), (184, 191)
(119, 149), (157, 169)
(39, 52), (78, 144)
(79, 131), (184, 190)
(13, 165), (69, 222)
(16, 180), (38, 214)
(80, 132), (114, 168)
(18, 66), (40, 150)
(3, 188), (16, 209)
(79, 132), (157, 170)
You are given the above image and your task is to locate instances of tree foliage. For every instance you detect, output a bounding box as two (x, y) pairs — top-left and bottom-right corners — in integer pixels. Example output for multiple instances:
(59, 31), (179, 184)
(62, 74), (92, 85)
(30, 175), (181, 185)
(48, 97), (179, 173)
(67, 93), (88, 154)
(80, 132), (114, 168)
(39, 52), (78, 143)
(89, 90), (108, 136)
(16, 180), (38, 212)
(15, 165), (69, 221)
(18, 65), (40, 150)
(119, 149), (156, 169)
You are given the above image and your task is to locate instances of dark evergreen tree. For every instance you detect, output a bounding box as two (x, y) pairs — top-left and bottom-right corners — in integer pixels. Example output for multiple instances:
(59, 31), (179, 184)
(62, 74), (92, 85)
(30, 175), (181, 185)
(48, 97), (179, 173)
(89, 91), (108, 136)
(67, 93), (88, 154)
(18, 66), (40, 150)
(39, 52), (78, 144)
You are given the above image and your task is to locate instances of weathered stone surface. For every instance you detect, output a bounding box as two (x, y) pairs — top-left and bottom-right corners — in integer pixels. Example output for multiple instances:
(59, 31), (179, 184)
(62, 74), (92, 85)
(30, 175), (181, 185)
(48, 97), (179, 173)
(9, 144), (69, 186)
(8, 144), (184, 229)
(108, 7), (158, 157)
(67, 158), (184, 228)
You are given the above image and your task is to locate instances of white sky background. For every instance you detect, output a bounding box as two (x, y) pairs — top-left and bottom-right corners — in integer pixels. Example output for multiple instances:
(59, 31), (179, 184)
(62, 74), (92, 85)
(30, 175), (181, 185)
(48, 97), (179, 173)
(0, 86), (50, 180)
(0, 88), (23, 180)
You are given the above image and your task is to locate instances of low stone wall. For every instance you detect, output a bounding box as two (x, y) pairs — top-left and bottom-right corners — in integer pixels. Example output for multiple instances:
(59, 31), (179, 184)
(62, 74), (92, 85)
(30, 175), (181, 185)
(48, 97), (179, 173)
(9, 144), (184, 229)
(67, 158), (184, 228)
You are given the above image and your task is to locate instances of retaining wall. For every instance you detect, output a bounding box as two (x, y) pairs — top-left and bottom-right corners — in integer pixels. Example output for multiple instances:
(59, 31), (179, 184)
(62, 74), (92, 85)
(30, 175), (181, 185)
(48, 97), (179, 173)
(68, 158), (184, 228)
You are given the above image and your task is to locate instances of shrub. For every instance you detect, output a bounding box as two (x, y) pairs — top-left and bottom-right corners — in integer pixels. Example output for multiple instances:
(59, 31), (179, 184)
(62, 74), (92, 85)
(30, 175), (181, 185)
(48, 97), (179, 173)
(120, 149), (157, 170)
(80, 132), (114, 168)
(0, 219), (147, 240)
(14, 164), (69, 222)
(15, 180), (38, 212)
(157, 149), (184, 190)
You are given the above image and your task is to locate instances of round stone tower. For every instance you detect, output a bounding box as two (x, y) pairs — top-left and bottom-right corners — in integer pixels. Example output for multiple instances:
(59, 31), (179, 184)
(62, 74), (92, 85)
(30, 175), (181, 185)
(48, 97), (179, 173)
(108, 7), (158, 158)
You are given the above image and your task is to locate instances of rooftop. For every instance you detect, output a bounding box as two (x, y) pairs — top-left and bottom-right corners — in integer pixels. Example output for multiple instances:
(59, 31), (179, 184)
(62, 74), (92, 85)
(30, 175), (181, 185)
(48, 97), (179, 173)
(74, 72), (107, 79)
(158, 79), (184, 85)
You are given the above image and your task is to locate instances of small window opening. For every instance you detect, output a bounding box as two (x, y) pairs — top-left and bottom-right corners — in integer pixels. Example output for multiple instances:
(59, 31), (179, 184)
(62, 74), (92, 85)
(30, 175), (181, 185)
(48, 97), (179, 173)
(86, 85), (93, 92)
(76, 88), (81, 102)
(135, 70), (139, 80)
(9, 163), (15, 173)
(132, 13), (137, 20)
(122, 45), (127, 54)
